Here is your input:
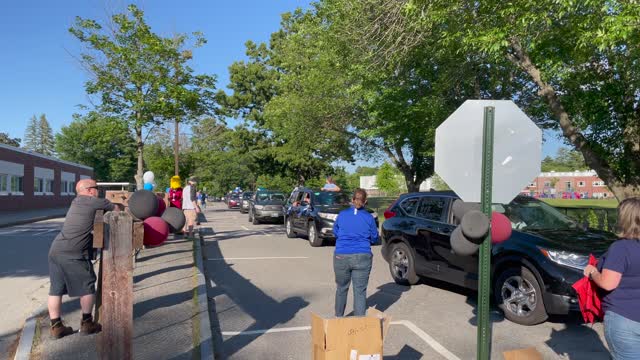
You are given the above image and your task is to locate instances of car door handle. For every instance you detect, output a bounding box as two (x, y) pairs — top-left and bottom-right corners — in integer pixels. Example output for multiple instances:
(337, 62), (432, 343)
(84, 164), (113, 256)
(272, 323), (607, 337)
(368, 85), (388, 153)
(442, 228), (451, 234)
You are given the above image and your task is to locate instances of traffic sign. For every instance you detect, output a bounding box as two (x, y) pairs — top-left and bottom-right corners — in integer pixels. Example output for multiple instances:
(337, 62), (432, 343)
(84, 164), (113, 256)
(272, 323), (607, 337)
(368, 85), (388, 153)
(435, 100), (542, 204)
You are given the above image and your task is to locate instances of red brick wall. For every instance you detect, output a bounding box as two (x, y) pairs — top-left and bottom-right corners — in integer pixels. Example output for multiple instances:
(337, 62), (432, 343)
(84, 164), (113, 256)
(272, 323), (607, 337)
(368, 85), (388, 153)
(0, 146), (93, 211)
(522, 173), (614, 198)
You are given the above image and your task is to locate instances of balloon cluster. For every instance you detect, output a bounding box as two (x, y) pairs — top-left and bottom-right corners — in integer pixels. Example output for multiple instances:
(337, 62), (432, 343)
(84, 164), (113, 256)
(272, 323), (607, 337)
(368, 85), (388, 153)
(143, 171), (156, 191)
(450, 199), (513, 256)
(128, 188), (186, 247)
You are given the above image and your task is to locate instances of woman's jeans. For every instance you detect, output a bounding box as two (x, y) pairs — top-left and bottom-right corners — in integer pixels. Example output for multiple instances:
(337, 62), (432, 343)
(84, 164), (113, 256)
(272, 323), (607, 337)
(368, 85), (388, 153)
(605, 311), (640, 360)
(333, 253), (373, 317)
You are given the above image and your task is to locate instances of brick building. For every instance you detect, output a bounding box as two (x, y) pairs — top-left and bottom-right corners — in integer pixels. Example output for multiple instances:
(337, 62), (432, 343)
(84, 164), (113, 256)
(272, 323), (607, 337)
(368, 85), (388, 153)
(520, 170), (614, 199)
(0, 143), (93, 211)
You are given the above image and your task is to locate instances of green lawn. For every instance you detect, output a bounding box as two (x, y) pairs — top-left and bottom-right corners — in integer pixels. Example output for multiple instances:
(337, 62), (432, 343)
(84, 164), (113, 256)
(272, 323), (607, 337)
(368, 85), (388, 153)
(540, 198), (619, 209)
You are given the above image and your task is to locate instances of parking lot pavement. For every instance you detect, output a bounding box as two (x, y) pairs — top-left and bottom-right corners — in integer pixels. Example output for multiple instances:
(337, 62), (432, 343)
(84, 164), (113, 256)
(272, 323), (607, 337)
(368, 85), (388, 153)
(0, 219), (64, 360)
(201, 203), (610, 360)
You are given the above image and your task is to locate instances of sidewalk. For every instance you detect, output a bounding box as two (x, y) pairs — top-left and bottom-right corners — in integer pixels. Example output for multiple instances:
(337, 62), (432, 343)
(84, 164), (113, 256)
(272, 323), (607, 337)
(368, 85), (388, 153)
(21, 230), (213, 360)
(0, 208), (68, 228)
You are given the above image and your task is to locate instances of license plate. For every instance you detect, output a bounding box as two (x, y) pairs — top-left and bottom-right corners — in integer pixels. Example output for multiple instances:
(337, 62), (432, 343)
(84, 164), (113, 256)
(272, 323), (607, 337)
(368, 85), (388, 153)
(271, 213), (279, 217)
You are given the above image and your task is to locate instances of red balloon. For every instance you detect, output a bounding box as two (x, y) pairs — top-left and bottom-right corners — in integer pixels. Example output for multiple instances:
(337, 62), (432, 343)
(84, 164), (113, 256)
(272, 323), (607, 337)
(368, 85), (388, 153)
(143, 216), (169, 247)
(491, 212), (512, 244)
(155, 196), (166, 217)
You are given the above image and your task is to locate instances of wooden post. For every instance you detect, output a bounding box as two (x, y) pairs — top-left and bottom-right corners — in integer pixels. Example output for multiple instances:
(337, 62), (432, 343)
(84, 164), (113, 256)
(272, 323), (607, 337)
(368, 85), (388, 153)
(99, 211), (133, 360)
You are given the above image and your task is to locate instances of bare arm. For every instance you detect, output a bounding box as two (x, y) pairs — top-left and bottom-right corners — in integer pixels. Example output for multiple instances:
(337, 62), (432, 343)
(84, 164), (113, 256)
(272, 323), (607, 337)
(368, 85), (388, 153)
(584, 265), (623, 291)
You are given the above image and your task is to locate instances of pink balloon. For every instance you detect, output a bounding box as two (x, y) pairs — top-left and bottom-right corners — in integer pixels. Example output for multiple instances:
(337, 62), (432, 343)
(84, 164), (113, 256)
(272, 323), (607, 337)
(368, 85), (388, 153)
(143, 216), (169, 247)
(155, 196), (166, 217)
(491, 212), (512, 244)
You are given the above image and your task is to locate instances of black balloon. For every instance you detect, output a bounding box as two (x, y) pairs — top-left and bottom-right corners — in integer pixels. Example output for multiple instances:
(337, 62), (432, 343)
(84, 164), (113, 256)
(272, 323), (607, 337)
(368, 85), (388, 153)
(450, 227), (479, 256)
(162, 207), (186, 233)
(460, 210), (490, 244)
(128, 190), (159, 220)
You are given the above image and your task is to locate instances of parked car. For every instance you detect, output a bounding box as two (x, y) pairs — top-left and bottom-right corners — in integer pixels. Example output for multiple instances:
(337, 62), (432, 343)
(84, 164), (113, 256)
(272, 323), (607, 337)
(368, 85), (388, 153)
(380, 191), (616, 325)
(227, 193), (241, 209)
(240, 192), (254, 214)
(248, 190), (287, 224)
(285, 188), (379, 247)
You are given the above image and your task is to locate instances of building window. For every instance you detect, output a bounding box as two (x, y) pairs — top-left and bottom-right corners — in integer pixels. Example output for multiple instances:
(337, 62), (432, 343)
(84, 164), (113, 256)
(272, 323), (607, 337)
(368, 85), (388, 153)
(11, 176), (23, 193)
(45, 179), (53, 193)
(593, 181), (605, 187)
(0, 174), (7, 193)
(61, 180), (76, 195)
(578, 181), (585, 187)
(35, 177), (44, 193)
(565, 181), (572, 191)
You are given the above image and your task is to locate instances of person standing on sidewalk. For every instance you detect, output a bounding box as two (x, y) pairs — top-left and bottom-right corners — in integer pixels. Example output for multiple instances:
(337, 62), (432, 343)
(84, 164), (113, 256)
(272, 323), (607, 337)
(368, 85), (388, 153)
(332, 188), (378, 317)
(182, 177), (201, 237)
(584, 197), (640, 360)
(47, 179), (117, 339)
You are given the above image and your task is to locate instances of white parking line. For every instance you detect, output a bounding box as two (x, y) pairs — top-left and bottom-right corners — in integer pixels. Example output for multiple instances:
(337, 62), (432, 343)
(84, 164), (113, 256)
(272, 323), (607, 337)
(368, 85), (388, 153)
(220, 321), (461, 360)
(241, 226), (249, 230)
(207, 256), (309, 261)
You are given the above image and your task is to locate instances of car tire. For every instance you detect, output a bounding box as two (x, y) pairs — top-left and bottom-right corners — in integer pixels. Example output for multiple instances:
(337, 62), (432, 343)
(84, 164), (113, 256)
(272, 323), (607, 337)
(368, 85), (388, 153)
(252, 214), (260, 225)
(388, 242), (419, 285)
(494, 266), (548, 326)
(307, 221), (322, 247)
(285, 217), (296, 238)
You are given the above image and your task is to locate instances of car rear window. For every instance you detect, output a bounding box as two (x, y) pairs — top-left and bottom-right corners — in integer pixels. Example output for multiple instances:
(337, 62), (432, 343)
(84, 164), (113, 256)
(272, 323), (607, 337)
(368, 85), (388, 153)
(416, 197), (447, 221)
(400, 198), (419, 216)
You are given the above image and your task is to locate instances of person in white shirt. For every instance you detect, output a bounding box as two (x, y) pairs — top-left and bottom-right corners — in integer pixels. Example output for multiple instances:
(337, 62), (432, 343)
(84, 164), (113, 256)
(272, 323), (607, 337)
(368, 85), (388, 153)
(182, 177), (201, 237)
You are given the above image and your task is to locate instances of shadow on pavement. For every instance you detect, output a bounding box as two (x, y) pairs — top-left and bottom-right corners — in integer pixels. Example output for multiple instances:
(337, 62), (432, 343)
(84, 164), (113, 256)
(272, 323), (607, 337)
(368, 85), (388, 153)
(386, 344), (423, 360)
(545, 319), (609, 359)
(366, 282), (412, 312)
(204, 238), (309, 359)
(133, 263), (193, 284)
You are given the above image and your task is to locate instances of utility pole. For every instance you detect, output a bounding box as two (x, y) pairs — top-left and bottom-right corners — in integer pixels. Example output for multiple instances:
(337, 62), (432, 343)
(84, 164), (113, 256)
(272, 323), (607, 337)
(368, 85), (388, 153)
(174, 119), (179, 176)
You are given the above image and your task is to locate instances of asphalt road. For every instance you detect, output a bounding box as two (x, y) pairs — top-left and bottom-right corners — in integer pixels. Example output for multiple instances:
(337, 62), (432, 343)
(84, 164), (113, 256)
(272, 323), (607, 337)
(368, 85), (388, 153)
(0, 219), (65, 359)
(201, 202), (610, 360)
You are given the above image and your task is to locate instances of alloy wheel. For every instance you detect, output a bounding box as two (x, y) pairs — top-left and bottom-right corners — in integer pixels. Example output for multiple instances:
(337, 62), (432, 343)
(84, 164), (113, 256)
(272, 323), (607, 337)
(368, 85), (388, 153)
(391, 248), (409, 280)
(501, 275), (537, 317)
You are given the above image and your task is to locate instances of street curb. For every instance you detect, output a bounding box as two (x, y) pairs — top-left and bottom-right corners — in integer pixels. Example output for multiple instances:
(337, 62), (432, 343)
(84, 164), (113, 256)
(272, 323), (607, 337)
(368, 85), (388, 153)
(13, 304), (46, 360)
(0, 214), (66, 229)
(194, 232), (215, 360)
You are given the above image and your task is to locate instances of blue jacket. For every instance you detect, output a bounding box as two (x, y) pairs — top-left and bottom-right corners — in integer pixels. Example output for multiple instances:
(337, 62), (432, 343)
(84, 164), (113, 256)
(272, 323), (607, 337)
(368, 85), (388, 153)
(333, 206), (379, 255)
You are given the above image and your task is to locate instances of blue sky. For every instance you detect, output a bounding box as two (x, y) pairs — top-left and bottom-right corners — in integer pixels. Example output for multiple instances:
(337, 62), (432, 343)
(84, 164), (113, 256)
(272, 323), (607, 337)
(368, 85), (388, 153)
(0, 0), (566, 165)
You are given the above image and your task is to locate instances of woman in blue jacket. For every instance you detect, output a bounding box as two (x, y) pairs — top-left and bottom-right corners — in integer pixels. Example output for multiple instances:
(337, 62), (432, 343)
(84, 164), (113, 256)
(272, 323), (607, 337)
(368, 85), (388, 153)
(332, 188), (379, 317)
(584, 197), (640, 360)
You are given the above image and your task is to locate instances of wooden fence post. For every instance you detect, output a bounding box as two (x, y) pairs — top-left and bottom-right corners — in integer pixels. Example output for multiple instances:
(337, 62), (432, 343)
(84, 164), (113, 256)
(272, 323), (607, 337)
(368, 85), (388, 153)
(99, 211), (133, 360)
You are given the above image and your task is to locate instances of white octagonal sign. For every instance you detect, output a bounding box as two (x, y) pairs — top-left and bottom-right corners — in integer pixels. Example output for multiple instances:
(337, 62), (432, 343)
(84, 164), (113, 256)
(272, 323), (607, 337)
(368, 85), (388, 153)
(435, 100), (542, 204)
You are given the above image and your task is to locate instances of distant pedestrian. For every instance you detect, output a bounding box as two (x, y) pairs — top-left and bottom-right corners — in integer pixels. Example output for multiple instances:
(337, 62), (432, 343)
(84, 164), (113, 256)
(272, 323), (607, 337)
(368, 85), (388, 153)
(332, 188), (378, 316)
(201, 193), (207, 209)
(182, 177), (201, 237)
(584, 197), (640, 360)
(47, 179), (118, 339)
(322, 176), (341, 192)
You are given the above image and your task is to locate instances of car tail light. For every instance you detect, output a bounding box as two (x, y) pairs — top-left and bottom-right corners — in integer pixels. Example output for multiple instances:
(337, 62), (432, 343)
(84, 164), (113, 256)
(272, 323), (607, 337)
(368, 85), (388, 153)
(383, 198), (400, 219)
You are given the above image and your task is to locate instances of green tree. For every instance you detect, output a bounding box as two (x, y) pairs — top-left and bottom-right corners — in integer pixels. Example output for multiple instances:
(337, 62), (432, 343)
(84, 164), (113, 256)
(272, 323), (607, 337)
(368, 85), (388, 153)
(56, 113), (136, 181)
(23, 115), (38, 151)
(376, 163), (402, 195)
(38, 114), (55, 156)
(430, 174), (451, 191)
(0, 132), (20, 147)
(541, 148), (589, 172)
(70, 5), (217, 188)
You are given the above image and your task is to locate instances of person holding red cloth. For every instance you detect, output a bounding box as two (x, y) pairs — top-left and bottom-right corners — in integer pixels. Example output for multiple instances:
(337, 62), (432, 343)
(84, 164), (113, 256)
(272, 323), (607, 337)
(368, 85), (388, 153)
(583, 197), (640, 360)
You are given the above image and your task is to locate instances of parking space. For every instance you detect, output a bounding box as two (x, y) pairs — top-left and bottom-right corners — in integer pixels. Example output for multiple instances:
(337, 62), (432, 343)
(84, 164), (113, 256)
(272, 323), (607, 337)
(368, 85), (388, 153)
(201, 203), (610, 360)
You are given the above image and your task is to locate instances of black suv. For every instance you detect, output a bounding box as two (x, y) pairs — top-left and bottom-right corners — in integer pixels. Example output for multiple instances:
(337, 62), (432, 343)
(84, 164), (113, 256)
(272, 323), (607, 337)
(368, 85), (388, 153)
(248, 190), (287, 224)
(285, 188), (379, 247)
(381, 191), (615, 325)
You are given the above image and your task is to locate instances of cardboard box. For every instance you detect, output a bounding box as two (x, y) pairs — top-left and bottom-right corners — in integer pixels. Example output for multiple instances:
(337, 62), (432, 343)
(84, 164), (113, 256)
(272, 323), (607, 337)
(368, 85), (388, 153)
(503, 347), (543, 360)
(311, 308), (391, 360)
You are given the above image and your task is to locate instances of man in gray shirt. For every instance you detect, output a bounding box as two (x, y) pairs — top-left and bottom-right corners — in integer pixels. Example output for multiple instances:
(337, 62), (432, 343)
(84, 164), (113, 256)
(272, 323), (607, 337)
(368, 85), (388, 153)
(47, 179), (116, 339)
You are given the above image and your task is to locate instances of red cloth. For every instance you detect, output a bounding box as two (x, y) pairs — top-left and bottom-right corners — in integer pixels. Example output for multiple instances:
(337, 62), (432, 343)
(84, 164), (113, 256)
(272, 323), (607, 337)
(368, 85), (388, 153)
(169, 188), (183, 209)
(572, 254), (604, 323)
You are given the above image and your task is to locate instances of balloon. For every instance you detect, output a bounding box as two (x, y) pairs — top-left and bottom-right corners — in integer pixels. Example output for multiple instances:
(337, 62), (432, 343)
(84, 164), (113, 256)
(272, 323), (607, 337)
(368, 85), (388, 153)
(491, 212), (513, 244)
(143, 183), (154, 191)
(162, 207), (186, 233)
(128, 190), (159, 220)
(143, 216), (169, 247)
(460, 210), (490, 244)
(450, 226), (479, 256)
(143, 171), (155, 183)
(155, 196), (166, 217)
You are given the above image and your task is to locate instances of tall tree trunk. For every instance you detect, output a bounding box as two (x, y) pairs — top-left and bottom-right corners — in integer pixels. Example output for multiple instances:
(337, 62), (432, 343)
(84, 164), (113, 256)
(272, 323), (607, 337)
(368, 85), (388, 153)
(135, 126), (144, 189)
(507, 38), (640, 200)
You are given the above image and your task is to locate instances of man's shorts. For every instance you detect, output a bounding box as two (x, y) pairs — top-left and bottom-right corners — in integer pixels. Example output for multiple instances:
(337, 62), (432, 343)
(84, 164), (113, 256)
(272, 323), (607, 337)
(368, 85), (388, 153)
(48, 255), (96, 297)
(184, 209), (197, 226)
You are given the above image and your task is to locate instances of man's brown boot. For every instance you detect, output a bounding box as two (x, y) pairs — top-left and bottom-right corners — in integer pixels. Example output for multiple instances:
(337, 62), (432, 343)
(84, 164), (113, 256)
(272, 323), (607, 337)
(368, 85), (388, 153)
(50, 321), (74, 339)
(80, 317), (102, 335)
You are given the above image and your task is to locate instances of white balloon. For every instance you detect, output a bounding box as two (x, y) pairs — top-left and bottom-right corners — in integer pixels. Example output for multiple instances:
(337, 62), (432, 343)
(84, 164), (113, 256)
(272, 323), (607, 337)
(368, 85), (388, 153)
(143, 171), (155, 183)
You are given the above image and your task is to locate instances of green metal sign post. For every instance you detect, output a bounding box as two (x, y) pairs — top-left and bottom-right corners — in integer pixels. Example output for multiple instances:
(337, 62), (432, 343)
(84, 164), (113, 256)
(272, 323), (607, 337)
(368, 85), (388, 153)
(477, 106), (495, 360)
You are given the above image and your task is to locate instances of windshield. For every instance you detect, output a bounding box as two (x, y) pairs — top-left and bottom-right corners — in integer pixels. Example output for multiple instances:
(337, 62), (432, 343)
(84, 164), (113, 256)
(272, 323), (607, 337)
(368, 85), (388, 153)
(502, 197), (577, 231)
(256, 192), (286, 202)
(242, 192), (253, 200)
(314, 192), (351, 207)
